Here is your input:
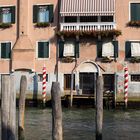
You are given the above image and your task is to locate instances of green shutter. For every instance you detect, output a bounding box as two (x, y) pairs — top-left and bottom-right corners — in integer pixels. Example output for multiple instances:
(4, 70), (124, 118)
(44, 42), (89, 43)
(59, 41), (64, 58)
(43, 42), (49, 58)
(0, 7), (2, 22)
(112, 41), (118, 58)
(97, 41), (102, 58)
(1, 42), (11, 58)
(125, 41), (131, 58)
(75, 41), (79, 58)
(49, 5), (54, 23)
(11, 6), (15, 23)
(131, 3), (140, 21)
(33, 5), (38, 23)
(38, 42), (44, 58)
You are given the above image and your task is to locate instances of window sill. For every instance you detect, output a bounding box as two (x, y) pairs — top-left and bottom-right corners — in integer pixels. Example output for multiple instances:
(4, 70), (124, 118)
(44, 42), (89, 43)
(0, 23), (12, 29)
(36, 58), (50, 60)
(35, 22), (50, 28)
(0, 58), (11, 60)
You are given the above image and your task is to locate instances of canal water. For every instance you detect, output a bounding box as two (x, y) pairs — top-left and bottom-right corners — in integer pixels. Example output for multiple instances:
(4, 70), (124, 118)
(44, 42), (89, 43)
(0, 108), (140, 140)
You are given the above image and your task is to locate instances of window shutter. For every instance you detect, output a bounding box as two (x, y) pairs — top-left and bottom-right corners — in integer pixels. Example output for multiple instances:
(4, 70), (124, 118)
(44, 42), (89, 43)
(59, 41), (64, 58)
(97, 41), (102, 58)
(43, 42), (49, 58)
(38, 42), (44, 58)
(75, 41), (79, 58)
(1, 43), (11, 58)
(49, 5), (54, 23)
(11, 6), (15, 23)
(131, 3), (140, 21)
(0, 7), (2, 22)
(33, 5), (38, 23)
(112, 41), (118, 58)
(125, 41), (131, 58)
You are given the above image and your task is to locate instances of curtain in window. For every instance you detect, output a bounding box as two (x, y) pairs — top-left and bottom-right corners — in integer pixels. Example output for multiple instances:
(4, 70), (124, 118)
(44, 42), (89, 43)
(2, 12), (11, 23)
(38, 9), (49, 22)
(63, 42), (75, 57)
(102, 42), (114, 57)
(131, 42), (140, 57)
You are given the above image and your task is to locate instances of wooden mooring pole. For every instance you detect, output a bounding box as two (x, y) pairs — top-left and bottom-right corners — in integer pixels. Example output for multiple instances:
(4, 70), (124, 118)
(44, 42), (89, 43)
(51, 82), (63, 140)
(1, 75), (16, 140)
(18, 75), (27, 140)
(96, 75), (103, 140)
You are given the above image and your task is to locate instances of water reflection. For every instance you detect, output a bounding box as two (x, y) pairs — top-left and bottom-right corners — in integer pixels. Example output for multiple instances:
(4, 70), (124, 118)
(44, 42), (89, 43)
(0, 109), (140, 140)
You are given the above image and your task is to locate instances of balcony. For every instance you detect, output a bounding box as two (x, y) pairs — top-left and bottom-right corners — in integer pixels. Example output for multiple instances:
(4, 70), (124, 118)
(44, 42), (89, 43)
(60, 22), (116, 31)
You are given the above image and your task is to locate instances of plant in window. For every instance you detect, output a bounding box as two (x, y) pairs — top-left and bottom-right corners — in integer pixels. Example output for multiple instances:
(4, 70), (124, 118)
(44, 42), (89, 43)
(35, 22), (50, 28)
(101, 56), (114, 63)
(127, 20), (140, 27)
(57, 29), (122, 38)
(0, 23), (12, 28)
(61, 56), (75, 63)
(130, 56), (140, 63)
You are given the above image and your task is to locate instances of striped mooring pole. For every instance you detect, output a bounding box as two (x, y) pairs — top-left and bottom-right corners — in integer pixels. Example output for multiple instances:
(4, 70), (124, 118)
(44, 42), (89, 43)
(124, 65), (128, 109)
(42, 65), (47, 106)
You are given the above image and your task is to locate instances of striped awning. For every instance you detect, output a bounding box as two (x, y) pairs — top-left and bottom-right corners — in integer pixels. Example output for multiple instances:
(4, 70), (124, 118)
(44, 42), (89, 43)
(60, 0), (115, 16)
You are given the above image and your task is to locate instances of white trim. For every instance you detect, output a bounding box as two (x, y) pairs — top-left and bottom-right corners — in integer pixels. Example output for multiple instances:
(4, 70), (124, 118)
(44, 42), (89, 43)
(36, 40), (50, 59)
(33, 3), (53, 6)
(0, 5), (15, 7)
(0, 73), (10, 74)
(0, 41), (12, 60)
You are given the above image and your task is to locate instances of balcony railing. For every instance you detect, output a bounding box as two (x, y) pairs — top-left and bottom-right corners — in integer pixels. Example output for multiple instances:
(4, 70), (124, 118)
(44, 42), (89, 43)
(60, 22), (116, 31)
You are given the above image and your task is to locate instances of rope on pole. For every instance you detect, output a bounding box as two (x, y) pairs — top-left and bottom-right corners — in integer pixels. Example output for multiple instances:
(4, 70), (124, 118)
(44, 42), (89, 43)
(42, 65), (47, 105)
(124, 66), (128, 109)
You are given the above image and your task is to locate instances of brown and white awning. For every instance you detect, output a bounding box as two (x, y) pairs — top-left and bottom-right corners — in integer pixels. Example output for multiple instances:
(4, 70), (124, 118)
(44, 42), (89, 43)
(60, 0), (115, 16)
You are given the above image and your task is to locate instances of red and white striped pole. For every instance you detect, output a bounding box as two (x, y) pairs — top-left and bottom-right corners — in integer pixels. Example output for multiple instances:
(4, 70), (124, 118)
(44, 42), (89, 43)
(42, 65), (47, 106)
(124, 65), (129, 109)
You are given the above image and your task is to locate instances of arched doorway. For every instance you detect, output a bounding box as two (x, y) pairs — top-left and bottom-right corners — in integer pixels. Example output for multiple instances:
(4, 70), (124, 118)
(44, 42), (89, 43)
(76, 60), (100, 95)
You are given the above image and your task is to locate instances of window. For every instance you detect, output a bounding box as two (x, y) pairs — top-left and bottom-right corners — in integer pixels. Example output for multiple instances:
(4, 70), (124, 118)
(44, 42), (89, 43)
(64, 16), (77, 23)
(63, 41), (75, 57)
(59, 41), (79, 58)
(130, 3), (140, 21)
(80, 16), (97, 22)
(37, 41), (49, 58)
(131, 74), (140, 82)
(0, 6), (15, 23)
(33, 5), (53, 23)
(0, 42), (11, 59)
(97, 41), (118, 58)
(38, 74), (48, 82)
(101, 16), (113, 22)
(64, 74), (75, 90)
(125, 41), (140, 58)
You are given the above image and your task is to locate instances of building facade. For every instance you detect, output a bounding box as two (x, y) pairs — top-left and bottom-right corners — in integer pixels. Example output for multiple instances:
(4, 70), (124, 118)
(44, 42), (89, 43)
(0, 0), (140, 102)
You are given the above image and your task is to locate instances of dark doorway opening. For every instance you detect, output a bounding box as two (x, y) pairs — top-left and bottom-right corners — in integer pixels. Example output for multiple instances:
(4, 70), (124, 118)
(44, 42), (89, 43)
(80, 73), (95, 94)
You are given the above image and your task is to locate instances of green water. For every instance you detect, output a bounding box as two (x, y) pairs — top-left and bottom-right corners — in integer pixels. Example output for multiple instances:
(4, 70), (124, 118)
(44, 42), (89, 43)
(23, 108), (140, 140)
(0, 108), (140, 140)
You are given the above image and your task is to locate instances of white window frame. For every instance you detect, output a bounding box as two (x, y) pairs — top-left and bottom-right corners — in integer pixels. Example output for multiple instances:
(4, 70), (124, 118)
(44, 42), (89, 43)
(36, 40), (50, 60)
(0, 41), (12, 60)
